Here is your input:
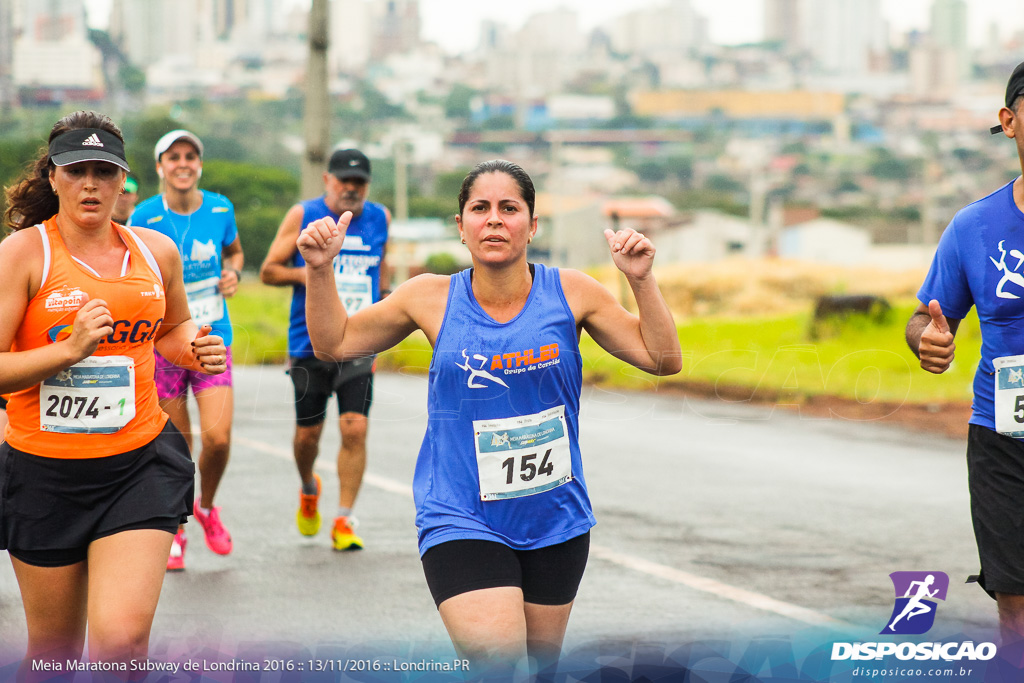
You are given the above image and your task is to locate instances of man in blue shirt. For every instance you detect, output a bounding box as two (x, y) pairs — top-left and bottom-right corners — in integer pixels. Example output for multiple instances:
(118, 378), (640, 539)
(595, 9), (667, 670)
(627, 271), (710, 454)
(908, 60), (1024, 645)
(260, 148), (390, 551)
(130, 130), (243, 571)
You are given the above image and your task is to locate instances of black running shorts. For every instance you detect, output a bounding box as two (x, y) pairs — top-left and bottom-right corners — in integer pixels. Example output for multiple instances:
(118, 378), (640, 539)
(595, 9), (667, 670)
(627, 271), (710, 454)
(421, 532), (590, 608)
(288, 356), (374, 426)
(967, 424), (1024, 598)
(0, 421), (194, 567)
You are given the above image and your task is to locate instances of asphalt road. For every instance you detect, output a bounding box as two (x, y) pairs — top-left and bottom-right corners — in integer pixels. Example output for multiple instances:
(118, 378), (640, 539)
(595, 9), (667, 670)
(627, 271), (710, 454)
(0, 366), (995, 673)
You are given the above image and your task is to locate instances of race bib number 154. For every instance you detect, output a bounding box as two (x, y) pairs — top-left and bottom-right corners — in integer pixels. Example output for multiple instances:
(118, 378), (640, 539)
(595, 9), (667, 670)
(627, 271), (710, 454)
(473, 406), (572, 501)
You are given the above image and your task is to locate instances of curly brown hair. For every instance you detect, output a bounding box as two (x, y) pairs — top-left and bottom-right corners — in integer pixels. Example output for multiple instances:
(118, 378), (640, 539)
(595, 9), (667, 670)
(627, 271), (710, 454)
(4, 111), (125, 232)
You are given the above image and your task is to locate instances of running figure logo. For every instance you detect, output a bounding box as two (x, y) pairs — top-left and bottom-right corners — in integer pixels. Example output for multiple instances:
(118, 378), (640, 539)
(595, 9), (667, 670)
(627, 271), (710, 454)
(456, 349), (509, 389)
(881, 571), (949, 635)
(990, 240), (1024, 299)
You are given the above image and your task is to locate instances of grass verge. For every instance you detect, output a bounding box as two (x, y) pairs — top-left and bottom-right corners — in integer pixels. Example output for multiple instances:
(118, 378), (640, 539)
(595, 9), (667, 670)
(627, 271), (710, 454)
(228, 283), (979, 406)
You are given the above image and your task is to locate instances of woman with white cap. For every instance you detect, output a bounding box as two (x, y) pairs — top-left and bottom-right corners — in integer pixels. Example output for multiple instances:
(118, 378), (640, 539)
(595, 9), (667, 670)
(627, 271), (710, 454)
(0, 110), (227, 674)
(129, 129), (243, 571)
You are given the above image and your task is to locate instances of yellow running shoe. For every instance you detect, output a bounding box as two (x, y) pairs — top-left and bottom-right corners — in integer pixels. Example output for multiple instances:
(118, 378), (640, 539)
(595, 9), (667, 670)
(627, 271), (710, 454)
(331, 515), (364, 551)
(296, 473), (322, 536)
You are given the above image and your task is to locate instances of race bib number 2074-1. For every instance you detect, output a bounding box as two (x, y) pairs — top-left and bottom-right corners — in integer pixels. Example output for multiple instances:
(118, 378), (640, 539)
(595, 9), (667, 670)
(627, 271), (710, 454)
(39, 356), (136, 434)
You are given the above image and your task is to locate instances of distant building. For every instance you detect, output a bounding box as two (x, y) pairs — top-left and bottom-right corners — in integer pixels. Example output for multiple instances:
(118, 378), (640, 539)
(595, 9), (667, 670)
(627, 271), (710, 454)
(603, 0), (707, 58)
(534, 193), (608, 269)
(929, 0), (969, 81)
(330, 0), (372, 74)
(655, 210), (756, 263)
(370, 0), (421, 61)
(632, 89), (845, 121)
(0, 0), (14, 109)
(800, 0), (885, 77)
(12, 0), (104, 101)
(764, 0), (802, 52)
(778, 217), (871, 265)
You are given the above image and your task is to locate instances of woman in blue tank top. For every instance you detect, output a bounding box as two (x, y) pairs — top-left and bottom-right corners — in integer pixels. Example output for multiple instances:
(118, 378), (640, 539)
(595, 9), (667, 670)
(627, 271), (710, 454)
(297, 160), (681, 673)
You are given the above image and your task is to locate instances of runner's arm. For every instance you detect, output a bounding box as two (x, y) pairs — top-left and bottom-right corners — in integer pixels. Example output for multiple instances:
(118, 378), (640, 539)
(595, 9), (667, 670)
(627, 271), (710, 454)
(259, 205), (306, 287)
(298, 215), (434, 360)
(219, 236), (244, 297)
(0, 229), (108, 393)
(561, 229), (681, 376)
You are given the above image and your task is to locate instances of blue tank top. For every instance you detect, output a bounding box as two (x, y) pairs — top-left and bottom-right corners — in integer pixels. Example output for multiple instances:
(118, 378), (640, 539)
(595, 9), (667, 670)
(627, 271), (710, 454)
(415, 264), (595, 554)
(288, 198), (389, 358)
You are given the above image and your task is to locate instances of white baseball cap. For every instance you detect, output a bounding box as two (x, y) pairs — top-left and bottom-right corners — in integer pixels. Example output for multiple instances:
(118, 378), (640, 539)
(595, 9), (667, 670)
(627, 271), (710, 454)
(154, 129), (204, 161)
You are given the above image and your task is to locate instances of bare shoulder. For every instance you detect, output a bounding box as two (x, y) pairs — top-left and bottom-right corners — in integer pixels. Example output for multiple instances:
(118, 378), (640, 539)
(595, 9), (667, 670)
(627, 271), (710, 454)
(393, 272), (451, 307)
(0, 225), (45, 260)
(557, 267), (613, 319)
(390, 273), (451, 336)
(0, 227), (45, 296)
(280, 204), (305, 233)
(557, 267), (598, 290)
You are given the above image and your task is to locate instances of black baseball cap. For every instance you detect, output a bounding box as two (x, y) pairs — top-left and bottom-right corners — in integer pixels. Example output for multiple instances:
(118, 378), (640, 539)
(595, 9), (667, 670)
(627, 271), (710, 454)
(991, 61), (1024, 134)
(328, 148), (371, 181)
(49, 128), (130, 172)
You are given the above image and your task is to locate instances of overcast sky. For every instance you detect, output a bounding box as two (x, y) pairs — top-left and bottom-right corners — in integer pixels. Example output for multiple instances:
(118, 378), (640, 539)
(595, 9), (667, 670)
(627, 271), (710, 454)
(82, 0), (1020, 55)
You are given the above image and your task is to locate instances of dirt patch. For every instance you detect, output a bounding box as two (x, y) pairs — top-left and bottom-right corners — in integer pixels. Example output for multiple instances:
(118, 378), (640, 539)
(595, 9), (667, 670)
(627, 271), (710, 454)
(795, 394), (971, 440)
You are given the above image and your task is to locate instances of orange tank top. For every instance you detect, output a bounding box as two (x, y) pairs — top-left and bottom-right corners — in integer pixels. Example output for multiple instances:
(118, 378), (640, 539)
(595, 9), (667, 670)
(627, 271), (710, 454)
(6, 217), (168, 458)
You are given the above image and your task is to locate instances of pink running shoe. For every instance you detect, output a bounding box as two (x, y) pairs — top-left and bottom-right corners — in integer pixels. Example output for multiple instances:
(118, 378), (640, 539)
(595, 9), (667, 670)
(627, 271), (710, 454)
(193, 498), (233, 555)
(167, 530), (186, 571)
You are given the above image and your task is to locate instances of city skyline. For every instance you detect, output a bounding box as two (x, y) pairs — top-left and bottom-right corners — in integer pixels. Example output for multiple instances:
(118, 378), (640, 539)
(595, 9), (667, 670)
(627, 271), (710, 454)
(80, 0), (1023, 56)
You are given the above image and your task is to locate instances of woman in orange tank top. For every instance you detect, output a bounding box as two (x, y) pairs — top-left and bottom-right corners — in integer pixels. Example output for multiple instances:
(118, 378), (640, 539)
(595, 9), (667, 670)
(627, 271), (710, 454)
(0, 111), (227, 676)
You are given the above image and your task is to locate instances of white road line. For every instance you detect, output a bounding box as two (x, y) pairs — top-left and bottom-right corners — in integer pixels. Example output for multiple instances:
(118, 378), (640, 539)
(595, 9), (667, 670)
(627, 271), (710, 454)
(236, 435), (856, 630)
(588, 545), (854, 629)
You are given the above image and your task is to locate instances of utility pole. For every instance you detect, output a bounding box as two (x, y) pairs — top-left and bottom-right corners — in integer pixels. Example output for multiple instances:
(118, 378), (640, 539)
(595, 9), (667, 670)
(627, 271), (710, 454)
(394, 138), (409, 221)
(302, 0), (330, 199)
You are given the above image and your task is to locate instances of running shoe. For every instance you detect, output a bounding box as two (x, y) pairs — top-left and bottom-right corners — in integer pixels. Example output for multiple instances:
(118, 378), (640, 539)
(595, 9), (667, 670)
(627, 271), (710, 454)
(296, 473), (322, 536)
(167, 530), (187, 572)
(193, 498), (233, 555)
(331, 515), (364, 551)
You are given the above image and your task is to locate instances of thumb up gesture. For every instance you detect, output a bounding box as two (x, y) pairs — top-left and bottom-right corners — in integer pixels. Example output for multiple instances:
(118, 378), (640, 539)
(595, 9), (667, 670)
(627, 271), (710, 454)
(919, 299), (955, 374)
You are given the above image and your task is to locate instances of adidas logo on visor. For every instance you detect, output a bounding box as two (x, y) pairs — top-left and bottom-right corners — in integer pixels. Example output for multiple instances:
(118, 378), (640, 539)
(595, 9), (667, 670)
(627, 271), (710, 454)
(81, 133), (104, 147)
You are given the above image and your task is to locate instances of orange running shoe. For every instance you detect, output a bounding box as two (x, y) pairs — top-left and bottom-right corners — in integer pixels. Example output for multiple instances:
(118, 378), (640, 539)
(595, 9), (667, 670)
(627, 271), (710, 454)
(296, 473), (322, 536)
(331, 515), (364, 551)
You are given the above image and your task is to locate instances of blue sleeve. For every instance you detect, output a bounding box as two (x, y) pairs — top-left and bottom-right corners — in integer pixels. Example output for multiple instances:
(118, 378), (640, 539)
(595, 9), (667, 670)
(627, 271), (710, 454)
(918, 217), (973, 320)
(222, 200), (238, 247)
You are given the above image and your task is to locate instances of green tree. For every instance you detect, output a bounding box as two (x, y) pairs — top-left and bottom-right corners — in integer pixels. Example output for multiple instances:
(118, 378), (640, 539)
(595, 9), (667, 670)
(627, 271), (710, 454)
(424, 252), (459, 275)
(444, 84), (477, 119)
(200, 160), (299, 268)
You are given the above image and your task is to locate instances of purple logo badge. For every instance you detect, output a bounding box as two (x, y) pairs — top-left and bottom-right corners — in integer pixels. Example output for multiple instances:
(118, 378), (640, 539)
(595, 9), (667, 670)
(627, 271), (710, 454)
(881, 571), (949, 635)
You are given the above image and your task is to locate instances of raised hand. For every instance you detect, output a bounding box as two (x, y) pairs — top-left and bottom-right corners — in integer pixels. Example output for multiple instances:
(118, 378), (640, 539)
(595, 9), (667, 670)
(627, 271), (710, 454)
(296, 212), (353, 269)
(603, 228), (655, 280)
(67, 294), (114, 361)
(919, 299), (955, 374)
(192, 324), (227, 375)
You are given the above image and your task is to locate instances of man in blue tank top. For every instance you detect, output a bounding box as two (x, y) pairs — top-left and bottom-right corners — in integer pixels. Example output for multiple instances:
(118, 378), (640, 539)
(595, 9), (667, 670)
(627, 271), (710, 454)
(260, 148), (390, 551)
(908, 60), (1024, 645)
